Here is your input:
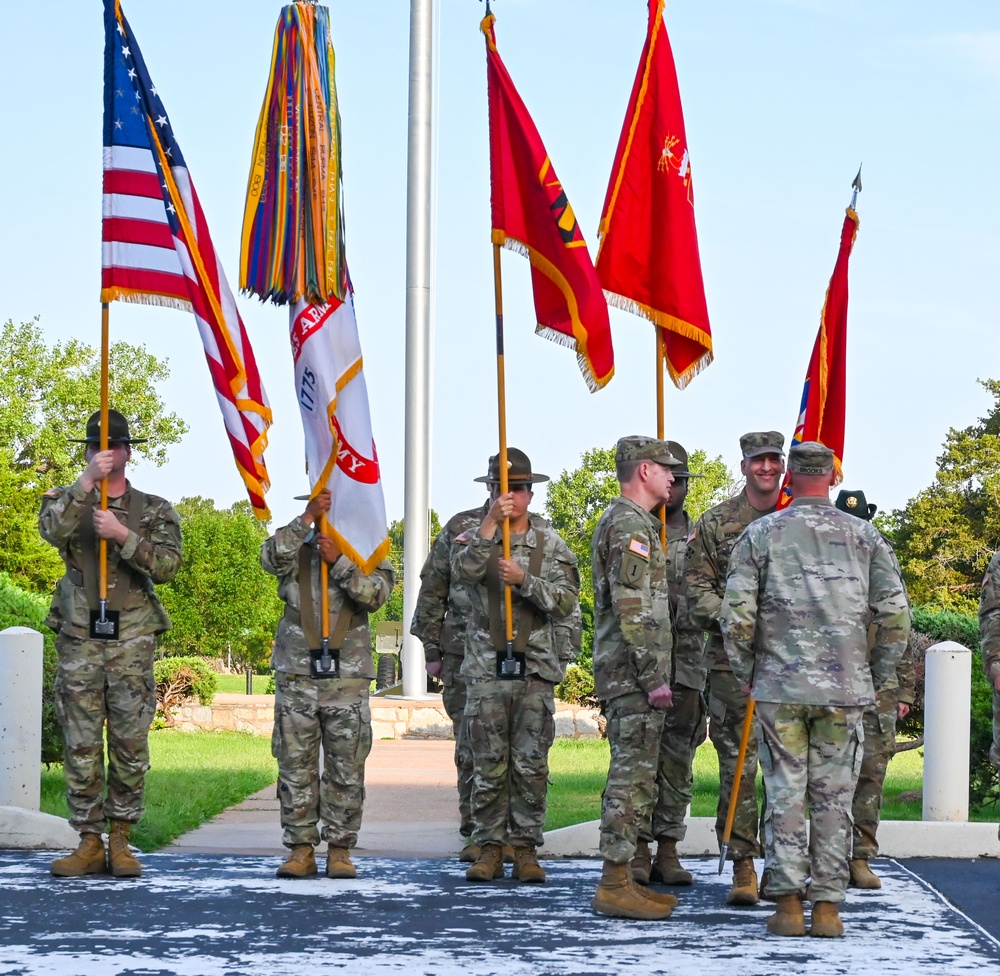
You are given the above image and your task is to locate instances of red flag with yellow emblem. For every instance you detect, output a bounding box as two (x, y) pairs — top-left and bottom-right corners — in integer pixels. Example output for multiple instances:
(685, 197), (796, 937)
(483, 13), (614, 392)
(596, 0), (712, 389)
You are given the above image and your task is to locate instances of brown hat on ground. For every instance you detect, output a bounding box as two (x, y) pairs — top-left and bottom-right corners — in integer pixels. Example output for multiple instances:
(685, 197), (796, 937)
(474, 447), (549, 485)
(788, 441), (834, 475)
(69, 409), (147, 444)
(615, 436), (683, 467)
(664, 441), (705, 479)
(739, 430), (785, 459)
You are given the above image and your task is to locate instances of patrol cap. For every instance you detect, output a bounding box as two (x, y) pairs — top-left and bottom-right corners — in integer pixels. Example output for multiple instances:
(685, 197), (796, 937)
(835, 489), (877, 521)
(664, 441), (705, 479)
(615, 435), (683, 467)
(70, 409), (147, 444)
(474, 447), (549, 485)
(739, 430), (785, 459)
(788, 441), (834, 475)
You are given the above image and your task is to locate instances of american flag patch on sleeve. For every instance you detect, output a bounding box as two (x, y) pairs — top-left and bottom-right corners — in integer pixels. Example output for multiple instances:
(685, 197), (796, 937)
(454, 531), (472, 543)
(628, 538), (650, 558)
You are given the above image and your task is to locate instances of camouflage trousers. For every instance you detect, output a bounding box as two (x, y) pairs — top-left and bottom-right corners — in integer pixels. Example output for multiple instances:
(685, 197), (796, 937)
(708, 669), (762, 859)
(54, 634), (157, 833)
(852, 690), (898, 860)
(464, 677), (556, 848)
(600, 693), (666, 864)
(440, 655), (474, 838)
(992, 689), (1000, 770)
(640, 686), (707, 843)
(757, 702), (864, 904)
(271, 673), (373, 849)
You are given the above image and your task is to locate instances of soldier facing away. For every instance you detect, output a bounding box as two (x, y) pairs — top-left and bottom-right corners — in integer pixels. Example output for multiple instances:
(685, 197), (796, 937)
(631, 441), (707, 889)
(41, 409), (182, 879)
(450, 448), (581, 885)
(721, 442), (910, 938)
(683, 430), (786, 905)
(834, 489), (915, 890)
(261, 488), (394, 880)
(591, 436), (684, 920)
(977, 548), (1000, 842)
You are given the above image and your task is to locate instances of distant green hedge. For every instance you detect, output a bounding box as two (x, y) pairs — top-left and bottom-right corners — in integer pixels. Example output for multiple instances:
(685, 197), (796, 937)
(0, 573), (62, 763)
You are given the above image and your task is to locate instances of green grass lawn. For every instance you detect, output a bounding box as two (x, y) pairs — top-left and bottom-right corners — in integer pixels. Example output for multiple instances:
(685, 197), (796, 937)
(544, 738), (998, 831)
(41, 730), (277, 852)
(212, 674), (273, 695)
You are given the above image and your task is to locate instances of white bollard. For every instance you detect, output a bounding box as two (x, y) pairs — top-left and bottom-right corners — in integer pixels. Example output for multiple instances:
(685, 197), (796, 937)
(922, 640), (971, 821)
(0, 626), (44, 811)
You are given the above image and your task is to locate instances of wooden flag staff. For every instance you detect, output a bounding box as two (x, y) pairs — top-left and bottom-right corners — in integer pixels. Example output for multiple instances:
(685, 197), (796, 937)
(656, 329), (667, 550)
(91, 301), (118, 639)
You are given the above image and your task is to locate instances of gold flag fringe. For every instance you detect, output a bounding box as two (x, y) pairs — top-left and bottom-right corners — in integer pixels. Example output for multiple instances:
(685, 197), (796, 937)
(100, 288), (192, 314)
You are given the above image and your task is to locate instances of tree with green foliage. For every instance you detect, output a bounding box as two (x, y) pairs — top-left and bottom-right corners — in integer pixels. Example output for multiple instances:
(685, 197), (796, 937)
(883, 379), (1000, 613)
(0, 317), (187, 592)
(158, 498), (282, 671)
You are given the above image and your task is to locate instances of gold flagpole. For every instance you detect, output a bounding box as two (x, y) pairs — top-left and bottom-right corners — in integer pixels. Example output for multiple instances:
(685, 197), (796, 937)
(99, 302), (110, 613)
(656, 329), (667, 549)
(492, 242), (515, 647)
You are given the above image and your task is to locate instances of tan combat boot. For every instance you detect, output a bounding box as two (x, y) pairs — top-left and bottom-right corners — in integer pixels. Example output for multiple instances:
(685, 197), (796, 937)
(502, 843), (515, 864)
(276, 844), (318, 879)
(810, 901), (845, 938)
(849, 858), (881, 890)
(108, 821), (142, 878)
(466, 842), (504, 882)
(592, 861), (674, 920)
(630, 839), (653, 885)
(766, 894), (806, 937)
(650, 839), (693, 886)
(727, 857), (759, 905)
(51, 832), (106, 878)
(511, 846), (546, 883)
(458, 842), (480, 864)
(326, 846), (357, 879)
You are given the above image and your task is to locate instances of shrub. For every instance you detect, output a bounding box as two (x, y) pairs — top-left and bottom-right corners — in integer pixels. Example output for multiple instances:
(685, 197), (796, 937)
(0, 572), (63, 763)
(153, 656), (217, 727)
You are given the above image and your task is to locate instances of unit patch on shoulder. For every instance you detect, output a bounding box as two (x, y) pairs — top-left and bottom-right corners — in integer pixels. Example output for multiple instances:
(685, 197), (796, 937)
(628, 538), (650, 559)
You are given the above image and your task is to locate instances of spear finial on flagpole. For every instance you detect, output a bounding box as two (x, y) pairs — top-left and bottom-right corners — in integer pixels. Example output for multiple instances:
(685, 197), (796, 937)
(850, 164), (862, 209)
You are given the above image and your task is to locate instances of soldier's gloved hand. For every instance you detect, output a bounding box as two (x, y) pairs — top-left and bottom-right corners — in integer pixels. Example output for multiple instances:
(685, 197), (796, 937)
(647, 682), (673, 708)
(497, 558), (525, 586)
(305, 489), (332, 524)
(81, 450), (115, 493)
(317, 533), (341, 565)
(425, 661), (443, 679)
(93, 508), (129, 544)
(897, 702), (911, 720)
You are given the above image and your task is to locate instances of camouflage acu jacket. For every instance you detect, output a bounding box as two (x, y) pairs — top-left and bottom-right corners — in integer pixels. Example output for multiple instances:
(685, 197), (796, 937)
(261, 514), (394, 678)
(39, 478), (181, 640)
(450, 515), (580, 684)
(667, 512), (707, 692)
(979, 550), (1000, 686)
(684, 489), (775, 672)
(720, 496), (910, 707)
(592, 496), (672, 702)
(409, 503), (489, 682)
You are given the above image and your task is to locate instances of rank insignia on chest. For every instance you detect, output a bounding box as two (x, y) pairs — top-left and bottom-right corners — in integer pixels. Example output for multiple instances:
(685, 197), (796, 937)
(628, 539), (650, 559)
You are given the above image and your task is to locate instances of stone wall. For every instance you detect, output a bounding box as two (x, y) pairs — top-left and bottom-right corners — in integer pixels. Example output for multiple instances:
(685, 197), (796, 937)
(172, 693), (603, 740)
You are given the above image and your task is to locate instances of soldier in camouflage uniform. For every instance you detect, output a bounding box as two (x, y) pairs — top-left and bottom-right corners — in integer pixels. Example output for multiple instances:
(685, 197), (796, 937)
(410, 500), (489, 862)
(683, 430), (785, 905)
(977, 549), (1000, 843)
(631, 441), (706, 889)
(261, 488), (394, 880)
(721, 442), (910, 938)
(591, 436), (684, 921)
(834, 489), (916, 889)
(450, 449), (580, 885)
(41, 410), (182, 879)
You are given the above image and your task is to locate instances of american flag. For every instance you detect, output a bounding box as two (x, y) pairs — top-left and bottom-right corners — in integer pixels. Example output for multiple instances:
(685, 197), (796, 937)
(102, 0), (272, 518)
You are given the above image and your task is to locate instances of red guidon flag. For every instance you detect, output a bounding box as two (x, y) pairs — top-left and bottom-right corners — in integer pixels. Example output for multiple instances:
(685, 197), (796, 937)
(778, 208), (858, 508)
(290, 295), (390, 572)
(596, 0), (712, 389)
(483, 13), (614, 392)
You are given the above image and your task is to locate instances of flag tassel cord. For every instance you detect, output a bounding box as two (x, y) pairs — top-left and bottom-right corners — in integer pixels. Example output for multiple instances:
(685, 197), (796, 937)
(656, 330), (667, 550)
(98, 303), (111, 615)
(492, 242), (516, 648)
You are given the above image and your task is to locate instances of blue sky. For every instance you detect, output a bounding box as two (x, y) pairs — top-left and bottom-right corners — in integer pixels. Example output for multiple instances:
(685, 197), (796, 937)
(2, 0), (998, 529)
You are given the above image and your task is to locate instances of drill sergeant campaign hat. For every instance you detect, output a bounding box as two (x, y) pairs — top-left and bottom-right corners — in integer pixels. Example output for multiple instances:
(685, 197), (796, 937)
(473, 447), (549, 485)
(739, 430), (785, 459)
(835, 489), (878, 521)
(664, 441), (705, 479)
(615, 435), (683, 467)
(787, 441), (835, 475)
(69, 409), (147, 444)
